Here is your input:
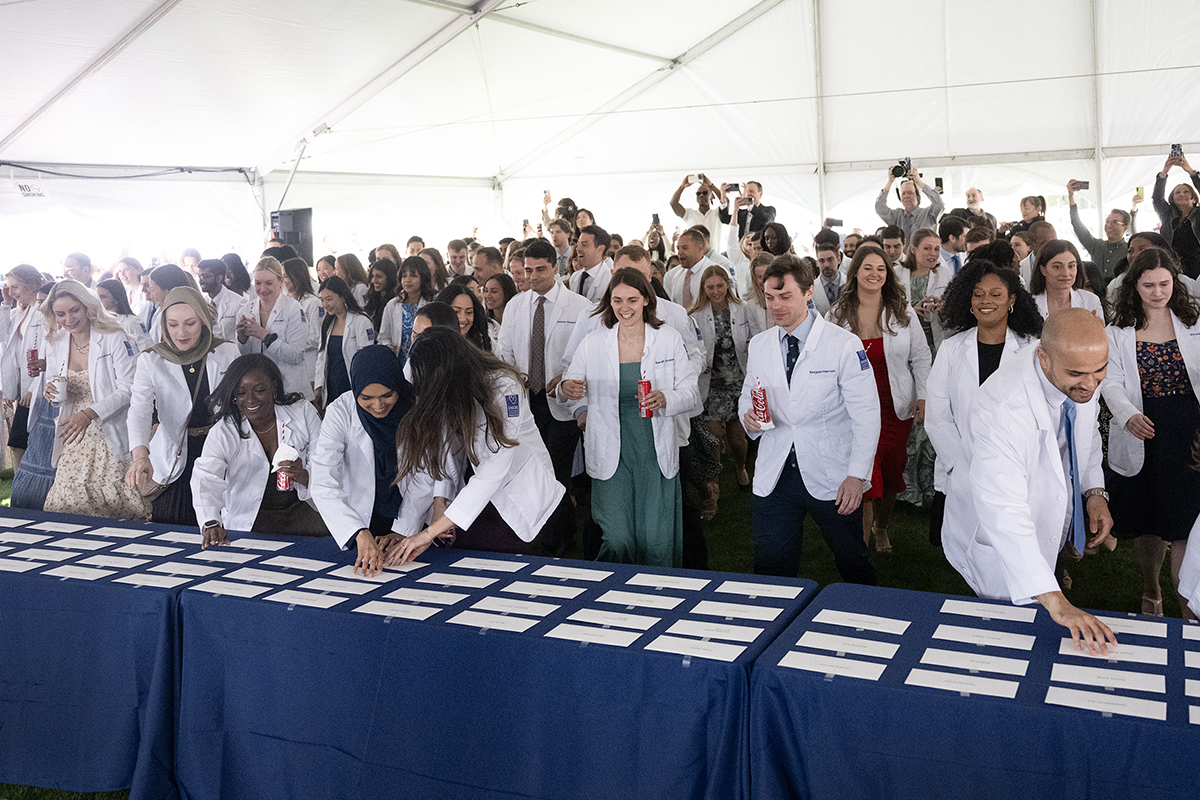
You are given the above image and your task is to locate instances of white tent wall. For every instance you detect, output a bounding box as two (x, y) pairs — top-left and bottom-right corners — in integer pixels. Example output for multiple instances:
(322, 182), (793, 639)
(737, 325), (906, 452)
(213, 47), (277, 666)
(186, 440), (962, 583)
(261, 173), (500, 261)
(0, 172), (263, 275)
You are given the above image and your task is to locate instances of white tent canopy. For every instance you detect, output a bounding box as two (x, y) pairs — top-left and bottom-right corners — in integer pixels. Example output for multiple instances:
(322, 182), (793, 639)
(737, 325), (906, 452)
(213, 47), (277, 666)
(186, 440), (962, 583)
(2, 0), (1198, 269)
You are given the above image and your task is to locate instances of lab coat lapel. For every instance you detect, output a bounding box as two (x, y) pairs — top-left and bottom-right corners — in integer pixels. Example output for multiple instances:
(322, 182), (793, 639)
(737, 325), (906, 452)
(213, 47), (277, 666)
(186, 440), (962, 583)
(1023, 353), (1066, 493)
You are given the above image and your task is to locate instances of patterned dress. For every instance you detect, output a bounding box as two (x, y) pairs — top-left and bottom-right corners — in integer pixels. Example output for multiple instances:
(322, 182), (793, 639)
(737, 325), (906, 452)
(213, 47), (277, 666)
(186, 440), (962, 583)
(704, 307), (744, 422)
(43, 370), (151, 520)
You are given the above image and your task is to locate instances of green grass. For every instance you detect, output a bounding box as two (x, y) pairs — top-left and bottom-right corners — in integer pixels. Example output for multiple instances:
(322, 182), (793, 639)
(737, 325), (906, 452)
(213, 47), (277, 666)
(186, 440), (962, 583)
(0, 451), (1181, 799)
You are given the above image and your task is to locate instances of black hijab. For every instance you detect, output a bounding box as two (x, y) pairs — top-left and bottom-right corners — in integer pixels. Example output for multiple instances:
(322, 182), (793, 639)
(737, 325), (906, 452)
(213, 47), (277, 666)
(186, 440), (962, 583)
(350, 346), (414, 518)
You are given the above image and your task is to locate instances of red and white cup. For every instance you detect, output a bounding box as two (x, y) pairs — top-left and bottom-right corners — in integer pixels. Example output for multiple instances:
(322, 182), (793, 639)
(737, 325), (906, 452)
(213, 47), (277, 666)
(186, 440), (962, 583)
(751, 384), (775, 430)
(26, 349), (38, 377)
(637, 379), (653, 418)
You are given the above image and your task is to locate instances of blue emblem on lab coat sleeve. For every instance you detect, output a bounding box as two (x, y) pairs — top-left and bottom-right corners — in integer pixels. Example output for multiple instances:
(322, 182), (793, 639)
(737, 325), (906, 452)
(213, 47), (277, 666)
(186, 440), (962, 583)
(505, 394), (520, 418)
(857, 350), (869, 371)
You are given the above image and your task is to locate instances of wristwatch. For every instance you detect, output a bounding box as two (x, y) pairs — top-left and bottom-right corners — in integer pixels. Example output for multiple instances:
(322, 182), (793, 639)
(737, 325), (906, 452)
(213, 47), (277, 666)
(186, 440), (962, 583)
(202, 519), (221, 531)
(1082, 488), (1109, 502)
(262, 332), (278, 348)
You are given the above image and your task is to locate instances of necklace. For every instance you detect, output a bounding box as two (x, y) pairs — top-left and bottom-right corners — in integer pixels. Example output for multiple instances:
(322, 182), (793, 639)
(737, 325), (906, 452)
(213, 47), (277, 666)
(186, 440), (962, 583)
(72, 337), (90, 355)
(251, 422), (275, 435)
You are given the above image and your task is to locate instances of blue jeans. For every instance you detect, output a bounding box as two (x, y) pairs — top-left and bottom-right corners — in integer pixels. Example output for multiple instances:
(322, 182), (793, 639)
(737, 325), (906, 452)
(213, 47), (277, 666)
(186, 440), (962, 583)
(752, 459), (877, 585)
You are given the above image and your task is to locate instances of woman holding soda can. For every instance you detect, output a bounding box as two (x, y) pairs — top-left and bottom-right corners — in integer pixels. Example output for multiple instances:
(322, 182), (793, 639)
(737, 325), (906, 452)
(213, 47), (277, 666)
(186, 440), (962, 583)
(0, 264), (47, 471)
(562, 268), (700, 567)
(191, 354), (327, 546)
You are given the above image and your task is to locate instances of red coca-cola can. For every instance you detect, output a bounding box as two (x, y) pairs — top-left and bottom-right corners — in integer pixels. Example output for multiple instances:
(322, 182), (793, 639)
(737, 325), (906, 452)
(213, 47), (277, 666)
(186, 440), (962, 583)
(276, 470), (292, 491)
(751, 386), (775, 429)
(26, 348), (37, 364)
(637, 379), (653, 418)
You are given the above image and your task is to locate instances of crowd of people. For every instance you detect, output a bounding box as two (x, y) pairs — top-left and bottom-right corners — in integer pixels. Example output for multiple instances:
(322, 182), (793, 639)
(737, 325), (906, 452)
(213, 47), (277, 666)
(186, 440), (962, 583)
(6, 153), (1200, 649)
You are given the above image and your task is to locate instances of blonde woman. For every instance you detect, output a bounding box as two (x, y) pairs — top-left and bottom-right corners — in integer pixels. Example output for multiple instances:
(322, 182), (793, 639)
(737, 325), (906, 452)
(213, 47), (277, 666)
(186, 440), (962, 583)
(237, 257), (314, 400)
(41, 280), (150, 519)
(689, 264), (756, 490)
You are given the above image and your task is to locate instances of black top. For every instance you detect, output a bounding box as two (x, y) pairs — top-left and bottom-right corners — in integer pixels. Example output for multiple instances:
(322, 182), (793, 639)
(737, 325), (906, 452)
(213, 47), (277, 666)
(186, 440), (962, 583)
(183, 360), (213, 428)
(977, 341), (1006, 385)
(325, 335), (352, 403)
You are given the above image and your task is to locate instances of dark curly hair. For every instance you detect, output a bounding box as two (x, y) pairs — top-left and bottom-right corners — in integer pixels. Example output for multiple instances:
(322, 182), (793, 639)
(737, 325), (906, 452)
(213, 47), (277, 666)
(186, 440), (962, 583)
(1110, 247), (1200, 329)
(207, 354), (304, 439)
(939, 259), (1043, 338)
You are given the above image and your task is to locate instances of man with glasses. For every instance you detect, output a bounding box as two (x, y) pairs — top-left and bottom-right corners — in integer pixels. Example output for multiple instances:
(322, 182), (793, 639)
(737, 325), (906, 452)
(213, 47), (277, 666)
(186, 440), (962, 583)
(670, 173), (725, 260)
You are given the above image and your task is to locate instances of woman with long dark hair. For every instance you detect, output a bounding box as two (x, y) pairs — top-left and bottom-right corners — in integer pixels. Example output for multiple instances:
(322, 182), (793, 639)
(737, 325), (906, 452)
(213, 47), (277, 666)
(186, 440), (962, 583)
(221, 253), (252, 295)
(192, 354), (326, 545)
(1102, 248), (1200, 618)
(1029, 240), (1105, 320)
(96, 279), (152, 351)
(314, 276), (375, 409)
(363, 258), (398, 332)
(482, 273), (517, 327)
(436, 282), (491, 352)
(282, 257), (321, 391)
(126, 287), (240, 526)
(419, 247), (448, 292)
(927, 259), (1042, 546)
(378, 256), (435, 362)
(335, 253), (371, 307)
(384, 327), (566, 566)
(830, 244), (932, 552)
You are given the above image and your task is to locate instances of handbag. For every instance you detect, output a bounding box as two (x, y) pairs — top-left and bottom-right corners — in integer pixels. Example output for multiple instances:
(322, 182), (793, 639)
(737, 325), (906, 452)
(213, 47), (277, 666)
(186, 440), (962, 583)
(136, 355), (209, 500)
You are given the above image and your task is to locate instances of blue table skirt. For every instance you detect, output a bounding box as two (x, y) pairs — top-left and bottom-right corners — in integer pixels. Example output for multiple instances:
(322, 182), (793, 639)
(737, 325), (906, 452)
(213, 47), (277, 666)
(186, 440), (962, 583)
(176, 539), (816, 800)
(0, 508), (179, 798)
(749, 583), (1200, 800)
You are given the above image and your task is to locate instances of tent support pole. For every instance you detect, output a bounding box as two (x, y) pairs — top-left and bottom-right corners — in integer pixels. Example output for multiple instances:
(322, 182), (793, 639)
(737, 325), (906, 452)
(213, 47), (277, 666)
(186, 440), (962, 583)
(275, 142), (309, 214)
(812, 0), (827, 222)
(1090, 0), (1105, 232)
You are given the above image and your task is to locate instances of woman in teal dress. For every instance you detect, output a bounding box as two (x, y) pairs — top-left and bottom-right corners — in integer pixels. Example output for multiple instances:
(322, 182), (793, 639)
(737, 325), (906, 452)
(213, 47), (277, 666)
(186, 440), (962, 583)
(562, 269), (700, 567)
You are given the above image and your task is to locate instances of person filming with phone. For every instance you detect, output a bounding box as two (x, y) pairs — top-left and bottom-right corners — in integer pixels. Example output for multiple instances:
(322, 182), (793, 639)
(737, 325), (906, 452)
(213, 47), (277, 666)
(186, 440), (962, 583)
(1152, 146), (1200, 279)
(876, 163), (944, 243)
(670, 174), (724, 258)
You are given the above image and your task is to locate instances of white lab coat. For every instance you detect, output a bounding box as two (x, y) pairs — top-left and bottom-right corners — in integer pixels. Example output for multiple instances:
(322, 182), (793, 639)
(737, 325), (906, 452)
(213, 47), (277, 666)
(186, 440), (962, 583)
(738, 315), (881, 500)
(1180, 515), (1200, 616)
(693, 301), (754, 401)
(495, 281), (594, 422)
(209, 286), (243, 343)
(127, 342), (241, 484)
(43, 327), (138, 466)
(296, 293), (322, 390)
(662, 256), (731, 308)
(1101, 317), (1200, 477)
(237, 292), (314, 400)
(0, 303), (39, 403)
(925, 328), (1034, 492)
(565, 323), (700, 480)
(831, 312), (931, 422)
(567, 257), (613, 303)
(745, 300), (767, 338)
(314, 312), (375, 395)
(352, 282), (369, 307)
(309, 392), (434, 549)
(190, 401), (322, 531)
(116, 313), (152, 353)
(810, 273), (846, 318)
(1033, 289), (1104, 321)
(439, 373), (565, 542)
(377, 297), (427, 356)
(942, 349), (1104, 604)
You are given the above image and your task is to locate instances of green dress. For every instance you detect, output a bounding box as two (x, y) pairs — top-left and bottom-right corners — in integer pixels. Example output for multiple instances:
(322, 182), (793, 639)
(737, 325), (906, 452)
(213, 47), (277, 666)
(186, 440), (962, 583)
(592, 362), (683, 567)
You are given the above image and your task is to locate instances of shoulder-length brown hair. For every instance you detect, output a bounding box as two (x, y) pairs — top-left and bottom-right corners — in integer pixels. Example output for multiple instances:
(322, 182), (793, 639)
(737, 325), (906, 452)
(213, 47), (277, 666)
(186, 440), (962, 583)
(687, 265), (741, 314)
(596, 268), (663, 329)
(395, 327), (523, 482)
(1111, 247), (1200, 329)
(830, 244), (910, 335)
(1029, 240), (1085, 295)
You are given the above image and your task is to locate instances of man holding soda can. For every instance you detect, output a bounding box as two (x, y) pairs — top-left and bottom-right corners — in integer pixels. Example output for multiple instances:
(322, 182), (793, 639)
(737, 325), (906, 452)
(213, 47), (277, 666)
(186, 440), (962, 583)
(739, 255), (880, 584)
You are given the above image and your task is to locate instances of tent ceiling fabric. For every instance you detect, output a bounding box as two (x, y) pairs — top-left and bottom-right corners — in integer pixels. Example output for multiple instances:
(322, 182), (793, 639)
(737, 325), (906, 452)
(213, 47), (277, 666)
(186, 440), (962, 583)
(2, 0), (1199, 214)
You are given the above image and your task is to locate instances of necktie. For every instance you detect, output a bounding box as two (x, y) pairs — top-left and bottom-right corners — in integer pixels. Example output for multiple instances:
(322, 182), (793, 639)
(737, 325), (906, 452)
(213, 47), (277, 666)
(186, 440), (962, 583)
(682, 268), (694, 307)
(578, 271), (590, 297)
(1062, 401), (1086, 553)
(529, 296), (546, 392)
(952, 253), (962, 273)
(785, 333), (800, 384)
(558, 252), (568, 276)
(825, 280), (838, 306)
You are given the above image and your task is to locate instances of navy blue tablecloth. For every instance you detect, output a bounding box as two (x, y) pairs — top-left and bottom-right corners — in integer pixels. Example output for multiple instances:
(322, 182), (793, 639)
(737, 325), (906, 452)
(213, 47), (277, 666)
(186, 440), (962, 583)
(750, 583), (1200, 800)
(174, 537), (815, 800)
(0, 508), (308, 797)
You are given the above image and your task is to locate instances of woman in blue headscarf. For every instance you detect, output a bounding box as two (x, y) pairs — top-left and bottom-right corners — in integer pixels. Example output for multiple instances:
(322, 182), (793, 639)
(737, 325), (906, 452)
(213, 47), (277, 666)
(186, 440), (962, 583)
(310, 345), (429, 574)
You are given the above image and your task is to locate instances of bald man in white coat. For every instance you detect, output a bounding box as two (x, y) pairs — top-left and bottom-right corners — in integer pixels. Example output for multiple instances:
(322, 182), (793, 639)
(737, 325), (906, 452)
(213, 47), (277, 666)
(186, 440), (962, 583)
(943, 309), (1118, 653)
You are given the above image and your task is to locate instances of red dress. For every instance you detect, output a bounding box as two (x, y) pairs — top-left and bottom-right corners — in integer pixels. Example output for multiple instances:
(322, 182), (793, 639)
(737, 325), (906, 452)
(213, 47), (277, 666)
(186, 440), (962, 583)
(862, 337), (914, 499)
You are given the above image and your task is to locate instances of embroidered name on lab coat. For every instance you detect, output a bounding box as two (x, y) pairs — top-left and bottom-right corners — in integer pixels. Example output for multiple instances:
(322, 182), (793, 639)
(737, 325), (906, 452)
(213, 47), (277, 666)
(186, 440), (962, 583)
(505, 394), (520, 418)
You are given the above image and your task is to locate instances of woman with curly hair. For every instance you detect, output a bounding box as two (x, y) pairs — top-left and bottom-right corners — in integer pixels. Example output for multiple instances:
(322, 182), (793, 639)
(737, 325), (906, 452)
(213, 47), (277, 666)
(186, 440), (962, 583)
(925, 259), (1042, 544)
(830, 244), (932, 552)
(1102, 247), (1200, 617)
